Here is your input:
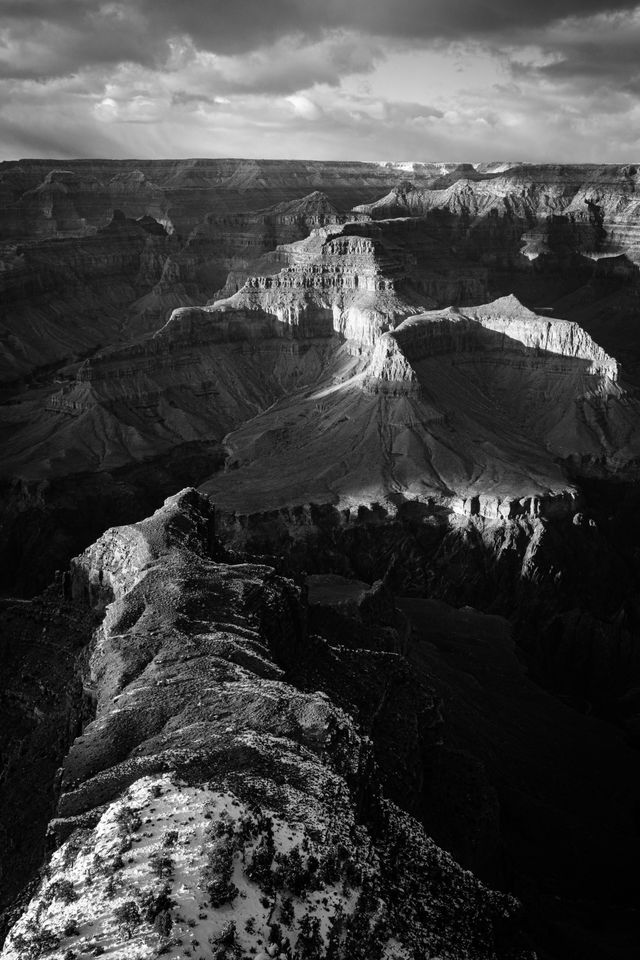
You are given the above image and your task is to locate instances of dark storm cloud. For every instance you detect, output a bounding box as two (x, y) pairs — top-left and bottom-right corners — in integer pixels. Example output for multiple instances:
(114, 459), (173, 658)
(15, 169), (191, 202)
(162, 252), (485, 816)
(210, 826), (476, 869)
(2, 0), (640, 163)
(132, 0), (640, 52)
(504, 7), (640, 95)
(521, 44), (640, 89)
(1, 0), (638, 79)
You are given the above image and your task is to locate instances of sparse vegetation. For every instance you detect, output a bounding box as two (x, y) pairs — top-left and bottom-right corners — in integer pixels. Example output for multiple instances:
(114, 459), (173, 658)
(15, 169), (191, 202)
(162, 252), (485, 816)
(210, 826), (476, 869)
(10, 925), (60, 959)
(150, 851), (174, 880)
(153, 909), (173, 938)
(63, 918), (80, 937)
(43, 878), (77, 906)
(280, 896), (295, 927)
(140, 884), (176, 923)
(162, 829), (180, 848)
(115, 804), (143, 834)
(201, 836), (238, 907)
(114, 900), (141, 940)
(245, 827), (275, 890)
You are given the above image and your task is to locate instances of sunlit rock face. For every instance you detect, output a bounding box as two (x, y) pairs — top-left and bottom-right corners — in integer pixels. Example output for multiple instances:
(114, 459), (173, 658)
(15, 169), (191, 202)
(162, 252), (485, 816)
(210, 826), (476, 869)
(212, 223), (422, 347)
(0, 160), (448, 386)
(3, 196), (638, 523)
(200, 292), (638, 518)
(126, 191), (347, 338)
(368, 296), (619, 384)
(1, 158), (640, 641)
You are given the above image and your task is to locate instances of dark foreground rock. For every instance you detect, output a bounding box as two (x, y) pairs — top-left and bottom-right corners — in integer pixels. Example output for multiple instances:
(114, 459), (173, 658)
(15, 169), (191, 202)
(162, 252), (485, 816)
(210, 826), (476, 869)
(1, 489), (531, 960)
(400, 598), (640, 960)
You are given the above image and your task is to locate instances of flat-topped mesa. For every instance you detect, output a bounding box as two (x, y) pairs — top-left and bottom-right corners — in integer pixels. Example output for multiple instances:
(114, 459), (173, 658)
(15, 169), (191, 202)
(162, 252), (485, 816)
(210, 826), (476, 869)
(246, 224), (406, 292)
(363, 295), (619, 399)
(464, 296), (619, 379)
(364, 296), (619, 394)
(212, 222), (421, 347)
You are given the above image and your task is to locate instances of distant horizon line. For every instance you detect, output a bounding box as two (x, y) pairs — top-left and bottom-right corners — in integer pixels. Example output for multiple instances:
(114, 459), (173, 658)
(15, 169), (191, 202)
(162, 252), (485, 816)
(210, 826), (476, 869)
(2, 157), (638, 167)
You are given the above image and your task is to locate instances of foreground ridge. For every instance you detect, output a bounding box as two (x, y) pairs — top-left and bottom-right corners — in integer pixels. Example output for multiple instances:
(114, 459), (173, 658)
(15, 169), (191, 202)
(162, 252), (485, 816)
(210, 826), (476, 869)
(1, 489), (530, 960)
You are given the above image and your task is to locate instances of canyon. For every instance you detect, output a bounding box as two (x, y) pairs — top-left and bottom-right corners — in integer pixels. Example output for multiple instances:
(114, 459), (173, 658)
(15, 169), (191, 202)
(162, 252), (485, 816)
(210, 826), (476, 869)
(2, 158), (640, 960)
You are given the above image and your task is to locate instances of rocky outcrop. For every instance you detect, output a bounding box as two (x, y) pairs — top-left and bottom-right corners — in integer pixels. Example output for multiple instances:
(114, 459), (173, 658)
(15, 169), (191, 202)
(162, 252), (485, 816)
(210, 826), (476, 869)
(349, 167), (640, 388)
(4, 159), (640, 959)
(1, 490), (530, 960)
(0, 161), (455, 385)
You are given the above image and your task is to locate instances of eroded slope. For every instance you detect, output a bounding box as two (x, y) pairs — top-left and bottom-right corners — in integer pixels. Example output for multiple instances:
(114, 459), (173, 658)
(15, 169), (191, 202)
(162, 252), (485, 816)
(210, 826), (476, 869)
(201, 294), (639, 516)
(0, 489), (529, 960)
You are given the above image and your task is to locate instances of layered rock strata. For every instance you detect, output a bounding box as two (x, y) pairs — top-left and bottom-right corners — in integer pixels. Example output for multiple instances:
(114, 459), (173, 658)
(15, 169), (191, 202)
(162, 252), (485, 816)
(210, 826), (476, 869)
(0, 159), (506, 242)
(0, 212), (175, 385)
(202, 293), (638, 517)
(354, 165), (640, 263)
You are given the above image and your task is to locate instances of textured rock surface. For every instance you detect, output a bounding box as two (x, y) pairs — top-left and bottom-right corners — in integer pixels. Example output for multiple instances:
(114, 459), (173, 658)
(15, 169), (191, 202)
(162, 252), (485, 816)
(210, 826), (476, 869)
(0, 159), (444, 386)
(1, 490), (530, 960)
(355, 164), (640, 261)
(353, 165), (640, 385)
(7, 159), (640, 387)
(201, 292), (639, 515)
(0, 159), (502, 242)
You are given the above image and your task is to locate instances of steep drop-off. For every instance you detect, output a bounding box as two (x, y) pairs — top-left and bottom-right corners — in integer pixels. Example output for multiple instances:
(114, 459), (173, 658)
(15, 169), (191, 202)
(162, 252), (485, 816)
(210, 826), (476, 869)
(0, 490), (530, 960)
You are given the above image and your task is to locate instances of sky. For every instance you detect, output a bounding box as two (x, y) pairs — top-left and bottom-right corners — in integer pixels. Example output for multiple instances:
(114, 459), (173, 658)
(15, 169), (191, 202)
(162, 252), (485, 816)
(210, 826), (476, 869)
(1, 0), (640, 162)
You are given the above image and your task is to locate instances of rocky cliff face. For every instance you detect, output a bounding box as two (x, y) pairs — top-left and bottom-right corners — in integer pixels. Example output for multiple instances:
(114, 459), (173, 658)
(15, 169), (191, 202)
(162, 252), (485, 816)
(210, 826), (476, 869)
(127, 191), (346, 338)
(0, 160), (445, 387)
(5, 159), (640, 387)
(201, 291), (638, 516)
(0, 159), (483, 243)
(0, 490), (530, 960)
(355, 164), (640, 261)
(352, 166), (640, 384)
(213, 223), (424, 347)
